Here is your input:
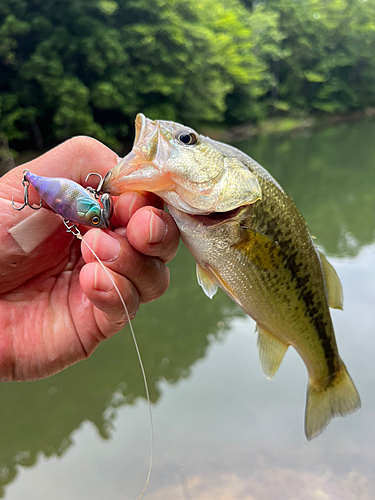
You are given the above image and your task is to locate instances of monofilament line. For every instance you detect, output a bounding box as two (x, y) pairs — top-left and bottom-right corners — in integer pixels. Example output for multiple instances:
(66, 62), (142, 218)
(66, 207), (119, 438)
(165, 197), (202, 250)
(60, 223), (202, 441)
(80, 235), (154, 500)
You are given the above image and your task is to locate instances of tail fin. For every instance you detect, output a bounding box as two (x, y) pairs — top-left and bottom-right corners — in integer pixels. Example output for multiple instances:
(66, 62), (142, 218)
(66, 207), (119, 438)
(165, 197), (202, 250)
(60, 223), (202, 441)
(305, 363), (361, 440)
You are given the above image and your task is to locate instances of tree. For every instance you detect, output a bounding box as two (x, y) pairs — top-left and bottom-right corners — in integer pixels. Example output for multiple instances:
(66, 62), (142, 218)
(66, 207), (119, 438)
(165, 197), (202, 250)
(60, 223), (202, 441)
(263, 0), (375, 114)
(0, 0), (267, 152)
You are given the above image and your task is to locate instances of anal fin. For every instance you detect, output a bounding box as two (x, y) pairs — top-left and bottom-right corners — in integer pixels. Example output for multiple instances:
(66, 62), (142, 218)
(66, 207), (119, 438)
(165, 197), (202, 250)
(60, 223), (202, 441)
(256, 325), (288, 379)
(196, 263), (218, 299)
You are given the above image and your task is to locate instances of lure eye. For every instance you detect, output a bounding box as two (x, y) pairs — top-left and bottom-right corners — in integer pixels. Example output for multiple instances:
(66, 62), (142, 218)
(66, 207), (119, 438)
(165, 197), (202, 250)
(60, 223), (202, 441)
(91, 215), (101, 226)
(176, 130), (198, 146)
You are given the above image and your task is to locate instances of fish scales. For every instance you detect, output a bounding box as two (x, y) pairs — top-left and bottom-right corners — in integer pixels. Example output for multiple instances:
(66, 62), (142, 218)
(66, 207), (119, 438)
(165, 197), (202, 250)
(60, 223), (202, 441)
(166, 139), (341, 386)
(255, 169), (338, 376)
(211, 168), (339, 385)
(102, 113), (360, 439)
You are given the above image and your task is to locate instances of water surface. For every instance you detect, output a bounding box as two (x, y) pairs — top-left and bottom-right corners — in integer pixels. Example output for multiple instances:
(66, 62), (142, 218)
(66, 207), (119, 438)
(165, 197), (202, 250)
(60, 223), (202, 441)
(2, 119), (375, 500)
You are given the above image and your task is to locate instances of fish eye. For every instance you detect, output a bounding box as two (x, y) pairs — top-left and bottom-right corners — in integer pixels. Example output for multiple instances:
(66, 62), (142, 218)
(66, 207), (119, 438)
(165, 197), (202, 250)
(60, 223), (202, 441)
(176, 130), (198, 146)
(91, 215), (101, 225)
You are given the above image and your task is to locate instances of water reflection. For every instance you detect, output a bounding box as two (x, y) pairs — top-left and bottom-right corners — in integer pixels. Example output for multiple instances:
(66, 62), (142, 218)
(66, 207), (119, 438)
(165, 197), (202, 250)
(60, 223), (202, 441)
(1, 118), (375, 498)
(235, 117), (375, 256)
(0, 244), (240, 496)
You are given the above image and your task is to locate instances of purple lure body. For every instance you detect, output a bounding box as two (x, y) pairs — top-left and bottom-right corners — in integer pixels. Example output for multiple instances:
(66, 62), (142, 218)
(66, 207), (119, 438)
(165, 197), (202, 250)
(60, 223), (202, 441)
(25, 172), (112, 228)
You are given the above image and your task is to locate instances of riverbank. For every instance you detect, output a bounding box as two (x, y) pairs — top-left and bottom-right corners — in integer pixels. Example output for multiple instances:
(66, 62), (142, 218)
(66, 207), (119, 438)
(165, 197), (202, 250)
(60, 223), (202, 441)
(2, 108), (375, 176)
(202, 107), (375, 142)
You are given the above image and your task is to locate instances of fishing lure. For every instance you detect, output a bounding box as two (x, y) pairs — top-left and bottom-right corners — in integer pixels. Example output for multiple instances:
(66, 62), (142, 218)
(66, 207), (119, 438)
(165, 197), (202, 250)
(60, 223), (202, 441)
(12, 170), (113, 228)
(12, 169), (153, 500)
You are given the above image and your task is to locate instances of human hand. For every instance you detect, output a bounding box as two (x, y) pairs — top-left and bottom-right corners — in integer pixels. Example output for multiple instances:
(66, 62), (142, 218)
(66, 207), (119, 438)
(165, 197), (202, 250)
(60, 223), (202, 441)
(0, 137), (180, 381)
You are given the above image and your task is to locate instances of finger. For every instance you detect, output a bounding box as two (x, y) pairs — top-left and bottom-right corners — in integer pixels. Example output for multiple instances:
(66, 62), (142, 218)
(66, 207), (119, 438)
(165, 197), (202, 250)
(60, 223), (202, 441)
(126, 206), (180, 263)
(81, 229), (170, 303)
(112, 191), (164, 228)
(1, 136), (120, 203)
(79, 262), (139, 339)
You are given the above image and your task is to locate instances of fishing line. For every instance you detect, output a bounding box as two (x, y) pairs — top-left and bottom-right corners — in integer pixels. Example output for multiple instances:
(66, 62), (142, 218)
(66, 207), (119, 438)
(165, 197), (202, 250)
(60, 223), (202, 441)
(12, 171), (154, 497)
(79, 234), (154, 500)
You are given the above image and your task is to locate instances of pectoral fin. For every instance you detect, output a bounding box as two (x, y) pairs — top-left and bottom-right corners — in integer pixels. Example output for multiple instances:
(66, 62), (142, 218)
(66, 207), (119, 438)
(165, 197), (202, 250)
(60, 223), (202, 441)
(256, 325), (288, 379)
(201, 264), (244, 308)
(318, 250), (343, 310)
(233, 229), (284, 270)
(196, 263), (218, 299)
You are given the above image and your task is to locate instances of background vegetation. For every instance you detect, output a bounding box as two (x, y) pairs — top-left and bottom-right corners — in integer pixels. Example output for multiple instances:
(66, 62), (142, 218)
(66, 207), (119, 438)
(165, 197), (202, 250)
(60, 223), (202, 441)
(1, 0), (375, 156)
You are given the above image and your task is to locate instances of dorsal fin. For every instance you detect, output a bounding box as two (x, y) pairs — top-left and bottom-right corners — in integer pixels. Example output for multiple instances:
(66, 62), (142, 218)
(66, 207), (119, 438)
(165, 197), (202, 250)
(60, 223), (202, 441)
(233, 229), (284, 270)
(196, 263), (218, 299)
(256, 325), (289, 379)
(318, 250), (343, 310)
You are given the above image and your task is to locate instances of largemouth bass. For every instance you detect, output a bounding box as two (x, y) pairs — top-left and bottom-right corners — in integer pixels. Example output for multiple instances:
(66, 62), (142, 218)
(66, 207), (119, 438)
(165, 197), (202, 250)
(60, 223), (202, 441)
(102, 114), (360, 439)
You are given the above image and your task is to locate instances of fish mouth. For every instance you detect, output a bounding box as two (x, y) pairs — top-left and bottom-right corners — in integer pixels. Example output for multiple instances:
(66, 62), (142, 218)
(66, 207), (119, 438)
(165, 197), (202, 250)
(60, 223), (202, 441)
(192, 207), (243, 226)
(167, 204), (243, 227)
(102, 113), (262, 214)
(102, 113), (177, 195)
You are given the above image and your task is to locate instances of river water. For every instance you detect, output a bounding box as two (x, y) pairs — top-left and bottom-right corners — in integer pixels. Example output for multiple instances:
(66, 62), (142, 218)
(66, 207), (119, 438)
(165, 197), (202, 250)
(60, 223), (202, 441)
(1, 118), (374, 499)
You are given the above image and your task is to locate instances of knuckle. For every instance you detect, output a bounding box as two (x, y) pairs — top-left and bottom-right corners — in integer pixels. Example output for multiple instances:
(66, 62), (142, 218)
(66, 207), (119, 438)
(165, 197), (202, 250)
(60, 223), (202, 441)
(64, 135), (99, 157)
(159, 226), (180, 262)
(107, 314), (128, 332)
(61, 136), (109, 177)
(105, 285), (140, 331)
(140, 261), (170, 303)
(164, 238), (179, 261)
(134, 255), (154, 283)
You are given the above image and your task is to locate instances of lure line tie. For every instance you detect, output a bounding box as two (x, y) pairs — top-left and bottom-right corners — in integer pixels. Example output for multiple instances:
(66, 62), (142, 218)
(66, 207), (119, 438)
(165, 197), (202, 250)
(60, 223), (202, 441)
(63, 218), (82, 239)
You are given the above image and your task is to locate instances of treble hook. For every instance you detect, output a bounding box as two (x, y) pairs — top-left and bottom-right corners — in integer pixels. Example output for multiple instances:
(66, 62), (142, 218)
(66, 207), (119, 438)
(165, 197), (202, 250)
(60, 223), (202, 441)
(85, 172), (104, 198)
(12, 169), (43, 211)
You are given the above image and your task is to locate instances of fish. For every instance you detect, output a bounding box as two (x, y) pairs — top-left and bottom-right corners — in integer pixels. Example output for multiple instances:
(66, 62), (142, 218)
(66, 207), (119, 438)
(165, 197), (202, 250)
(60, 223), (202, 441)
(101, 113), (361, 439)
(21, 171), (113, 228)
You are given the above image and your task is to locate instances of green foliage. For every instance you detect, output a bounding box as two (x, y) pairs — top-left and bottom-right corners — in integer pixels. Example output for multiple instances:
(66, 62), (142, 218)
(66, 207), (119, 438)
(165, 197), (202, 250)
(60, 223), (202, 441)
(225, 4), (284, 123)
(264, 0), (375, 115)
(0, 0), (267, 151)
(117, 0), (266, 124)
(1, 0), (375, 152)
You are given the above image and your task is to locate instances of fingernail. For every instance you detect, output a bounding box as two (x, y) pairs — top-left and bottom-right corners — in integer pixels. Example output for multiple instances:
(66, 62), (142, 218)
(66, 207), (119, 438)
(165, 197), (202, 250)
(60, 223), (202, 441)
(149, 211), (166, 244)
(94, 265), (113, 292)
(94, 231), (121, 261)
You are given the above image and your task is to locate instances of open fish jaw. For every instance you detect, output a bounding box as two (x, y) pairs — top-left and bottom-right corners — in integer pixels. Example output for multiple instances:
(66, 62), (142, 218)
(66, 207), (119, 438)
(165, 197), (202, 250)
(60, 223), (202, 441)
(102, 113), (262, 215)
